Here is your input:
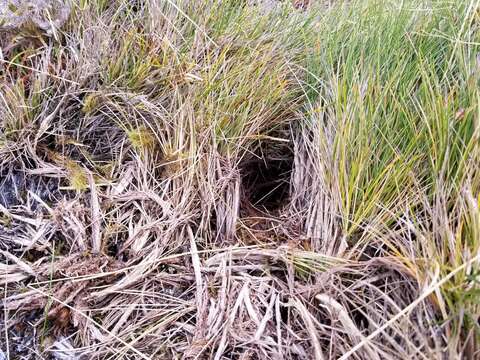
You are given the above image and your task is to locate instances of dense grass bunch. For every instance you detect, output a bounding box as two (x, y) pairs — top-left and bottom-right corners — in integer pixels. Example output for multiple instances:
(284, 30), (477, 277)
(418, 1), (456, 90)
(1, 0), (479, 359)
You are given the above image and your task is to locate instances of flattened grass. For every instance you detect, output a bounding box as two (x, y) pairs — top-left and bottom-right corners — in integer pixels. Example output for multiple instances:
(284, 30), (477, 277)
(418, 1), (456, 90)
(0, 0), (479, 358)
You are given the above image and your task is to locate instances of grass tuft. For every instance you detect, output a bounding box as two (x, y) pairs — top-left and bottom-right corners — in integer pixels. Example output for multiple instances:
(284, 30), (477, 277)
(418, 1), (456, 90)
(0, 0), (479, 359)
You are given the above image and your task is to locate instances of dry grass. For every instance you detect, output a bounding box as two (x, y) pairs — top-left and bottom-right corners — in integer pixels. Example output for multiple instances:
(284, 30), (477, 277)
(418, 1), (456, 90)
(0, 0), (479, 359)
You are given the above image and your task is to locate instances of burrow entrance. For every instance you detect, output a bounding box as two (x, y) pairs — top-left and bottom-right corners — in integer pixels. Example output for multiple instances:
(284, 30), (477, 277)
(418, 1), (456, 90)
(240, 137), (294, 214)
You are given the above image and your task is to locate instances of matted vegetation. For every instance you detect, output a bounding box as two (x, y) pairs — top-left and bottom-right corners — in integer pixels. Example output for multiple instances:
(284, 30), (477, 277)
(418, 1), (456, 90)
(0, 0), (479, 359)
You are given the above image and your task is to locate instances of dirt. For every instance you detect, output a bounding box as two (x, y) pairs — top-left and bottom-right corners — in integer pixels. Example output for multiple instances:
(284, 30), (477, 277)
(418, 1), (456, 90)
(0, 169), (63, 209)
(0, 0), (70, 35)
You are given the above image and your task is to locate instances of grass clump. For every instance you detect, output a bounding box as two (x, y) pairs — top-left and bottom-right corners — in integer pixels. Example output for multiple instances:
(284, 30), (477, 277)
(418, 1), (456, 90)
(0, 0), (479, 359)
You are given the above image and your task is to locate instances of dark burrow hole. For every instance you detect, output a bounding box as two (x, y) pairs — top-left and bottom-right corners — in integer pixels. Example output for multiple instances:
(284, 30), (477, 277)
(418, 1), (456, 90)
(240, 139), (293, 213)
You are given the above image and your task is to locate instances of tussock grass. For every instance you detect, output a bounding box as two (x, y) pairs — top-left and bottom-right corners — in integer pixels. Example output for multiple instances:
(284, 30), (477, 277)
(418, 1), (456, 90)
(0, 0), (479, 359)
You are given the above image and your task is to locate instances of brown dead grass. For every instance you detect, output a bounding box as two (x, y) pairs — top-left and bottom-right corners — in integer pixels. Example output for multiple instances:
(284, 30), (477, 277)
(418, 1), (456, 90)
(1, 0), (479, 359)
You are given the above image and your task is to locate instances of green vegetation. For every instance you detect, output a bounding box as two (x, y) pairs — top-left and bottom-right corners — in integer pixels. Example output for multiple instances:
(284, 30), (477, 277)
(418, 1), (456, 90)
(0, 0), (479, 359)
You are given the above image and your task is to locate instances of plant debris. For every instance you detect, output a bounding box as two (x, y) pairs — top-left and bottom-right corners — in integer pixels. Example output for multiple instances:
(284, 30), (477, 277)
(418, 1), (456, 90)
(1, 0), (479, 359)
